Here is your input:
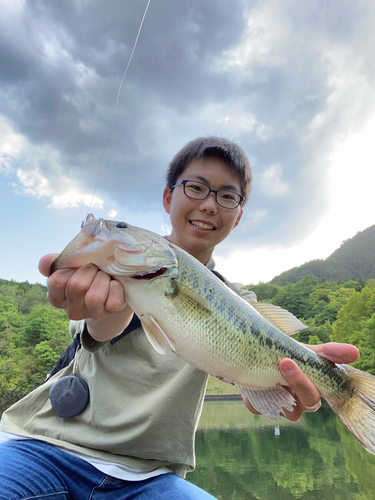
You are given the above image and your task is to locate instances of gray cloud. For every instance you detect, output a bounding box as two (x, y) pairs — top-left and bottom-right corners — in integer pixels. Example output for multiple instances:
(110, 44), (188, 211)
(1, 0), (375, 253)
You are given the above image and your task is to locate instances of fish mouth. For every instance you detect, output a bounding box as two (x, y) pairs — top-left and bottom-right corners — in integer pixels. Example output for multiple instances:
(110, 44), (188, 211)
(189, 220), (216, 231)
(51, 216), (113, 273)
(131, 267), (169, 280)
(51, 214), (179, 278)
(51, 221), (113, 274)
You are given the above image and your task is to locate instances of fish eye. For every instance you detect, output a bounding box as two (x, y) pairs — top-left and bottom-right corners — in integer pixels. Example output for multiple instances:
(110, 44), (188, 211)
(116, 222), (128, 228)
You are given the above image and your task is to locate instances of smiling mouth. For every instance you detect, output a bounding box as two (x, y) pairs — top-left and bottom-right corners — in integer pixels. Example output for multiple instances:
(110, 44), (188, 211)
(190, 220), (216, 231)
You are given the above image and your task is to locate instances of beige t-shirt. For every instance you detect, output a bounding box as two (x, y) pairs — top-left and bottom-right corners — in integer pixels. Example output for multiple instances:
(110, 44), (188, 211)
(0, 280), (256, 478)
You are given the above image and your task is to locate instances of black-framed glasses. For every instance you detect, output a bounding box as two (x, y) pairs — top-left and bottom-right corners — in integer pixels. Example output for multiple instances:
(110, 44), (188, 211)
(172, 179), (244, 209)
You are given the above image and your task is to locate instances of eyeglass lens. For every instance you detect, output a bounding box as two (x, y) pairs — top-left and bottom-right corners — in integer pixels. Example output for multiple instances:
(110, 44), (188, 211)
(183, 180), (241, 208)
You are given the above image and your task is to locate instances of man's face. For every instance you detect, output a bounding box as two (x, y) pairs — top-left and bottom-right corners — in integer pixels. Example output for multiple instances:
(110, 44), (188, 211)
(163, 156), (243, 264)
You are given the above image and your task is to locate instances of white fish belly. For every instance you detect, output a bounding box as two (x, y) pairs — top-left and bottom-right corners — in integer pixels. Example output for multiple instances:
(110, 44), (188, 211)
(121, 277), (286, 390)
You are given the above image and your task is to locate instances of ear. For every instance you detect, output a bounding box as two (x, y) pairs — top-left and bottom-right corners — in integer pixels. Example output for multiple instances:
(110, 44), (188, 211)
(233, 208), (243, 229)
(163, 187), (172, 214)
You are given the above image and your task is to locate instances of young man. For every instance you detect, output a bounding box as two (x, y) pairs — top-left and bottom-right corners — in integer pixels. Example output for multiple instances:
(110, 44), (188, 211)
(0, 137), (358, 499)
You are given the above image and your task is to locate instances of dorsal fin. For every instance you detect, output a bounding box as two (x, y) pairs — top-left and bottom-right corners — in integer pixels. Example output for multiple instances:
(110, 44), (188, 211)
(251, 302), (308, 336)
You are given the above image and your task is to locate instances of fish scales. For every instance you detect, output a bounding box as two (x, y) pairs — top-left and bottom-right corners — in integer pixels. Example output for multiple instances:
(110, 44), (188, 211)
(51, 214), (375, 454)
(147, 253), (283, 385)
(164, 249), (345, 394)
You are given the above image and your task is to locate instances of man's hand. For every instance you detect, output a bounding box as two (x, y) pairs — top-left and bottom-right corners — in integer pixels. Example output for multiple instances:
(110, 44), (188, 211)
(242, 342), (360, 421)
(39, 254), (133, 341)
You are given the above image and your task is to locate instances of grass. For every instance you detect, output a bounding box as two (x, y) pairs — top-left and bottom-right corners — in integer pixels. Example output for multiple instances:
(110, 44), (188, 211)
(205, 376), (241, 396)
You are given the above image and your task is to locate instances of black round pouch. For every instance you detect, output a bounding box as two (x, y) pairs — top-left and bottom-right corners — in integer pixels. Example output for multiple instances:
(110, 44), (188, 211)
(49, 374), (90, 418)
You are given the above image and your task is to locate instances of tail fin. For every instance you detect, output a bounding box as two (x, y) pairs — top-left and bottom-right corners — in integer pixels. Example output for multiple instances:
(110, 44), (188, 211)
(325, 365), (375, 454)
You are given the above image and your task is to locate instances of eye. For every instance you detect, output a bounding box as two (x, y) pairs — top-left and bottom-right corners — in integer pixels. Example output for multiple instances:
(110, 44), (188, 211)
(221, 191), (237, 201)
(116, 222), (128, 228)
(187, 183), (204, 192)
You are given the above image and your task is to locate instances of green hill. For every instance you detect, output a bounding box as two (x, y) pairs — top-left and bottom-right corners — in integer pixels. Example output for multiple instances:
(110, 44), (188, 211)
(271, 224), (375, 286)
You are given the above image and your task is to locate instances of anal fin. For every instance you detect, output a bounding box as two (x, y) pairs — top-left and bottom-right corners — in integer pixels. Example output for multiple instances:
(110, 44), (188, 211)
(236, 384), (297, 420)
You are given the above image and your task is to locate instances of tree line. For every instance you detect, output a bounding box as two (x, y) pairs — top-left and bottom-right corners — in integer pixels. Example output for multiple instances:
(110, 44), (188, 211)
(189, 404), (375, 498)
(247, 276), (375, 374)
(0, 275), (374, 411)
(0, 280), (70, 412)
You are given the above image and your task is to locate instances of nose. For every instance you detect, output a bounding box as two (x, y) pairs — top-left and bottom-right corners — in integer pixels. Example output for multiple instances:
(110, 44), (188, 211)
(198, 192), (218, 214)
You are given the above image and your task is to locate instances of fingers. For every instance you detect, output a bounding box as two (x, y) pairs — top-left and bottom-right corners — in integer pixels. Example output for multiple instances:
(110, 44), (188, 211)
(243, 342), (359, 421)
(279, 358), (321, 421)
(241, 363), (321, 421)
(46, 268), (77, 309)
(241, 358), (322, 421)
(38, 254), (59, 277)
(83, 270), (125, 319)
(45, 262), (126, 321)
(281, 342), (360, 421)
(64, 265), (109, 320)
(105, 279), (127, 312)
(241, 395), (261, 415)
(305, 342), (360, 364)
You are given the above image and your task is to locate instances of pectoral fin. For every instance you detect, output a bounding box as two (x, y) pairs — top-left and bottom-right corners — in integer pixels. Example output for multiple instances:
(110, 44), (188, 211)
(236, 383), (297, 420)
(250, 302), (308, 336)
(142, 314), (176, 355)
(165, 280), (212, 316)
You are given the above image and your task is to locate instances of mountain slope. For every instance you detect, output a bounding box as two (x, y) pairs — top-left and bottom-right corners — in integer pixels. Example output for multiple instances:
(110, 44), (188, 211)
(271, 224), (375, 285)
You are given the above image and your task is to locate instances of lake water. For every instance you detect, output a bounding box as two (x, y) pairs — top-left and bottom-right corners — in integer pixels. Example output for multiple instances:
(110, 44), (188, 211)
(188, 400), (375, 499)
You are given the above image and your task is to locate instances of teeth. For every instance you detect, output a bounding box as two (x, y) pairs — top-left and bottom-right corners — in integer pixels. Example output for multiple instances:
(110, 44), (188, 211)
(191, 221), (215, 230)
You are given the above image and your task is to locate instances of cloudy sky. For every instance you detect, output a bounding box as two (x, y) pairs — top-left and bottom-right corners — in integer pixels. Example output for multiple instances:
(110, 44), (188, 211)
(1, 0), (374, 286)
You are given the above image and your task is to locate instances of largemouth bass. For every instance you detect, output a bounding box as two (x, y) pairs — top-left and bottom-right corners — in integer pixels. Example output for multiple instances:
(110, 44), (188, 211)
(52, 214), (375, 454)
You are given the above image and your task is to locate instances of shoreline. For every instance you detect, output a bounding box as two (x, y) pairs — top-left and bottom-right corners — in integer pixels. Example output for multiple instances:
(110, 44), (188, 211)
(204, 394), (242, 401)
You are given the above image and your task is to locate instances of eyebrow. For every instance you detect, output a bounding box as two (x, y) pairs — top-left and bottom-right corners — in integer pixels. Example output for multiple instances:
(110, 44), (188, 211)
(184, 174), (241, 192)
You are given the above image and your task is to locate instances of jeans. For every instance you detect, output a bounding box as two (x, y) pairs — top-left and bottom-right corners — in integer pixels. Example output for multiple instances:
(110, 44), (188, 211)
(0, 440), (217, 500)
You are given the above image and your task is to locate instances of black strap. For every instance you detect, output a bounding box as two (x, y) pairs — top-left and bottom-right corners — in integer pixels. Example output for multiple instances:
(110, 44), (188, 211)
(210, 269), (241, 296)
(43, 333), (81, 382)
(110, 313), (142, 345)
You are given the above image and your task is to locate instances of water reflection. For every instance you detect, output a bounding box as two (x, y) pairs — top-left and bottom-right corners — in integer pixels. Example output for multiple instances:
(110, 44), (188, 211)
(188, 401), (375, 499)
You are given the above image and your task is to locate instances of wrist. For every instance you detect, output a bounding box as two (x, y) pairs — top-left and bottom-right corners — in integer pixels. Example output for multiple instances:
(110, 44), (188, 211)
(85, 305), (134, 343)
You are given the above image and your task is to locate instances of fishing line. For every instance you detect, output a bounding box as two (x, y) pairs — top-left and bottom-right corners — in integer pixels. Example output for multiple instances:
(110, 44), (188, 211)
(50, 1), (152, 419)
(85, 0), (151, 218)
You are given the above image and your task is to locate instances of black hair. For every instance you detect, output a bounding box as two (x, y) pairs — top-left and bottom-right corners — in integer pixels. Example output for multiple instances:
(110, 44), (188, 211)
(166, 137), (252, 203)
